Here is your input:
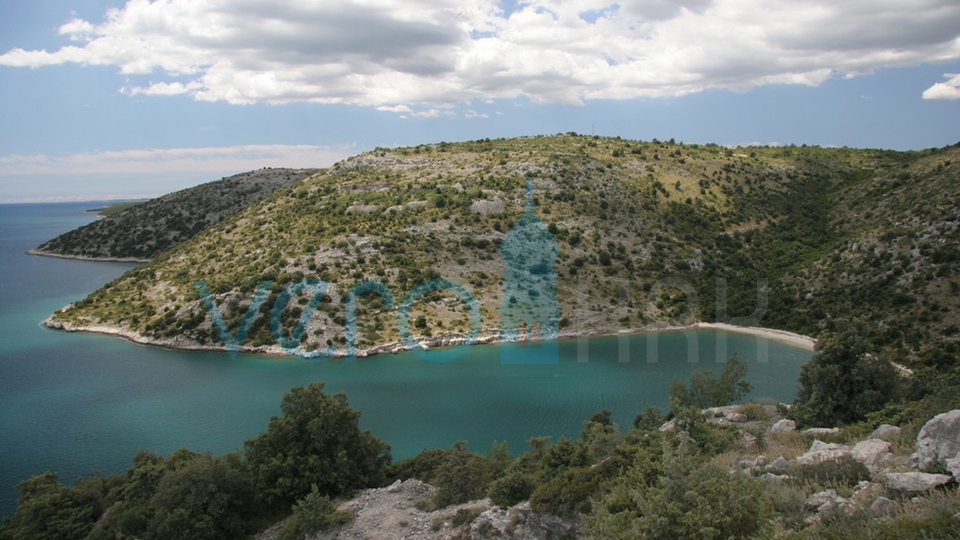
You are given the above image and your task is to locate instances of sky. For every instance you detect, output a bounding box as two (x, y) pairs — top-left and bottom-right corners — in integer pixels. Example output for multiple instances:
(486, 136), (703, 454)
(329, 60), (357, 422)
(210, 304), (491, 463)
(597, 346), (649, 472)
(0, 0), (958, 203)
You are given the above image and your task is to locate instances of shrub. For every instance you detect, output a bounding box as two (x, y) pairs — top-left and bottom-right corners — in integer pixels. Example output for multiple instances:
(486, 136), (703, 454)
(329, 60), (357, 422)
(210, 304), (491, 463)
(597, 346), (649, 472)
(790, 323), (901, 427)
(788, 455), (870, 488)
(278, 485), (353, 540)
(669, 356), (752, 412)
(244, 382), (391, 510)
(488, 473), (536, 508)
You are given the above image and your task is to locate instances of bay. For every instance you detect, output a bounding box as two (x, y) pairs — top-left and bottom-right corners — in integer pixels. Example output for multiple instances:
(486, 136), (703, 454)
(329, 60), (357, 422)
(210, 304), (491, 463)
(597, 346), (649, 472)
(0, 203), (812, 517)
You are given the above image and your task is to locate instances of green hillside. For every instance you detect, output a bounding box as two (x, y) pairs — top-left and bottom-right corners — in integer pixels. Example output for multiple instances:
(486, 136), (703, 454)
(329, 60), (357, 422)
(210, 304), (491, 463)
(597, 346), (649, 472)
(48, 135), (959, 361)
(32, 168), (318, 261)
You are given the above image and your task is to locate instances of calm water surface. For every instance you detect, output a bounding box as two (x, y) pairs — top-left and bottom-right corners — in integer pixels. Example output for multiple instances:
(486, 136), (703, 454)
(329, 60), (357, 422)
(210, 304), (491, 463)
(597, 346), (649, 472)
(0, 203), (812, 516)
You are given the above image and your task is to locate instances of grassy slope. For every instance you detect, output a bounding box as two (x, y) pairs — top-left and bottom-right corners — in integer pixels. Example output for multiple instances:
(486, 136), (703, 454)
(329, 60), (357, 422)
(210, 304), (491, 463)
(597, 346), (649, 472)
(49, 135), (959, 360)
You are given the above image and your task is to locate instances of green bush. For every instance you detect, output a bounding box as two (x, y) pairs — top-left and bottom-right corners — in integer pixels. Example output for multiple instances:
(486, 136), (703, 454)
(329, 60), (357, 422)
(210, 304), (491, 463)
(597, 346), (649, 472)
(244, 382), (391, 510)
(278, 485), (353, 540)
(587, 437), (770, 540)
(788, 455), (870, 488)
(0, 472), (104, 540)
(790, 323), (901, 427)
(487, 472), (536, 508)
(669, 356), (752, 412)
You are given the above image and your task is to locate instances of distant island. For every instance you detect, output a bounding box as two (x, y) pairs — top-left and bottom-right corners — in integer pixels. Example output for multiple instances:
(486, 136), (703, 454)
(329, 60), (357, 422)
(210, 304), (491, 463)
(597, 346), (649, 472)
(30, 168), (317, 262)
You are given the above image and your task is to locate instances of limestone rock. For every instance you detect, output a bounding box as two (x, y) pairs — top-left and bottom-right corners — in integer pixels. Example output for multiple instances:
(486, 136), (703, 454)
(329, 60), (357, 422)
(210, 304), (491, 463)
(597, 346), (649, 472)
(870, 496), (898, 518)
(870, 424), (901, 441)
(797, 440), (851, 465)
(912, 410), (960, 481)
(804, 427), (841, 436)
(765, 457), (790, 474)
(852, 439), (892, 466)
(769, 419), (796, 434)
(806, 489), (843, 509)
(884, 472), (953, 493)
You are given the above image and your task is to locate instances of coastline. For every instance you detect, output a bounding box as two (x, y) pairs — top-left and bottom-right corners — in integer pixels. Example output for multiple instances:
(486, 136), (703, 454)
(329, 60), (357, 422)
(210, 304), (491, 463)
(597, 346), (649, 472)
(26, 249), (150, 264)
(43, 316), (817, 360)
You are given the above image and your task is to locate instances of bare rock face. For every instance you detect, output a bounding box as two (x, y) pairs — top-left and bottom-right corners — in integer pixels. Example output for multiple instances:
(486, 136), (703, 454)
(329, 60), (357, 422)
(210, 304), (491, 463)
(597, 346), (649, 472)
(912, 410), (960, 481)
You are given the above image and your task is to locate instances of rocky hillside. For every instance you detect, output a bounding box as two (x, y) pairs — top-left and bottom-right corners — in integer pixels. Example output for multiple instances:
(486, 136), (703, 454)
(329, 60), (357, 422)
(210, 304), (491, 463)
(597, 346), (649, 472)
(32, 168), (317, 261)
(46, 135), (959, 359)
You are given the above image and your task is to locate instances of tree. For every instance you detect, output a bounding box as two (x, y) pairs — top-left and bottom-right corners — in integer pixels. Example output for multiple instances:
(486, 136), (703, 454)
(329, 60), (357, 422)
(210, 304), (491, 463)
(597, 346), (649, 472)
(147, 450), (254, 540)
(0, 472), (104, 540)
(669, 356), (752, 412)
(245, 382), (391, 510)
(790, 322), (900, 427)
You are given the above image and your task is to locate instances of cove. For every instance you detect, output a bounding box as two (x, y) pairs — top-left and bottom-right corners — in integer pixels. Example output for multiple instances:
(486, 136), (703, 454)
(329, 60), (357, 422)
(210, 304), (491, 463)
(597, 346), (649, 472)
(0, 203), (813, 517)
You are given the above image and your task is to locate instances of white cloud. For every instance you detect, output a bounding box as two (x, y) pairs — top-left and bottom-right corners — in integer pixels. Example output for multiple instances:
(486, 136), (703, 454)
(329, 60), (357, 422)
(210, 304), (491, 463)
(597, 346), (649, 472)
(0, 144), (354, 177)
(923, 73), (960, 99)
(1, 0), (959, 107)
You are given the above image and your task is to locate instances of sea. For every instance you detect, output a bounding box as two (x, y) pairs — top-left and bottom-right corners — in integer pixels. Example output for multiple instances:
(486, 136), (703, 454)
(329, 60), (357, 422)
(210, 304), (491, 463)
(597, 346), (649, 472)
(0, 202), (813, 517)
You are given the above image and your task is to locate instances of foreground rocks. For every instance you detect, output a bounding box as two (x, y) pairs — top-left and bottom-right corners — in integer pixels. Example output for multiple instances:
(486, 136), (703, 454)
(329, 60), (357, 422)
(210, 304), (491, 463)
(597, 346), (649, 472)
(257, 479), (580, 540)
(911, 409), (960, 481)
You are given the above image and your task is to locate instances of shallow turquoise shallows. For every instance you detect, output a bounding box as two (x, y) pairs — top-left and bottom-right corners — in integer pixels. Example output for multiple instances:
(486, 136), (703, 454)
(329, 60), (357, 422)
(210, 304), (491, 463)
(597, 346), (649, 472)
(0, 203), (813, 517)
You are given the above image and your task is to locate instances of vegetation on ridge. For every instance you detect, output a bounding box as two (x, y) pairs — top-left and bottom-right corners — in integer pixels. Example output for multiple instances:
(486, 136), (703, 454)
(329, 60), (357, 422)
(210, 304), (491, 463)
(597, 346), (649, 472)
(46, 135), (960, 366)
(33, 168), (317, 260)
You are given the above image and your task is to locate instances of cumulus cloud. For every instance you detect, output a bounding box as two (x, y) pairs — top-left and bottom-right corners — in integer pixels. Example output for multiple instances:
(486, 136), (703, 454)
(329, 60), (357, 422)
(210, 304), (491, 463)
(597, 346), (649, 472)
(1, 0), (959, 108)
(923, 73), (960, 99)
(0, 144), (353, 176)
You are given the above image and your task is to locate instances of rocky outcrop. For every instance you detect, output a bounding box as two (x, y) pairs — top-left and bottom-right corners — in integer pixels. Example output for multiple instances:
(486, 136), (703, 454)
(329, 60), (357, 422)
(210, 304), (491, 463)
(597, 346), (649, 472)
(911, 409), (960, 481)
(261, 479), (581, 540)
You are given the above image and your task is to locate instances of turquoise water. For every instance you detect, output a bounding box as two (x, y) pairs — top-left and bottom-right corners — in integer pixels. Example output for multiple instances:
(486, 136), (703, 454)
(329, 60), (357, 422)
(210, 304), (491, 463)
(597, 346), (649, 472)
(0, 203), (813, 517)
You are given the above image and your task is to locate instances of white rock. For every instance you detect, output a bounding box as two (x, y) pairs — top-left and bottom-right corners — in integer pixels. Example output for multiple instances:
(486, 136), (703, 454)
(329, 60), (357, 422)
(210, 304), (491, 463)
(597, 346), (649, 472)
(912, 410), (960, 481)
(806, 489), (843, 509)
(852, 439), (892, 466)
(870, 424), (901, 441)
(769, 419), (796, 434)
(884, 472), (954, 493)
(797, 440), (851, 465)
(804, 427), (841, 436)
(870, 496), (898, 518)
(765, 456), (790, 474)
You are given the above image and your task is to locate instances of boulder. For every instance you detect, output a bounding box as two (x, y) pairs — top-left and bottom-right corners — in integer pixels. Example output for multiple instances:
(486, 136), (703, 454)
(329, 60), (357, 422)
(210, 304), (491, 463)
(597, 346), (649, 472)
(805, 489), (843, 509)
(804, 427), (841, 436)
(765, 456), (790, 474)
(912, 410), (960, 480)
(797, 440), (851, 465)
(870, 424), (901, 441)
(884, 472), (953, 493)
(852, 439), (892, 466)
(738, 456), (767, 470)
(870, 496), (898, 519)
(769, 419), (796, 434)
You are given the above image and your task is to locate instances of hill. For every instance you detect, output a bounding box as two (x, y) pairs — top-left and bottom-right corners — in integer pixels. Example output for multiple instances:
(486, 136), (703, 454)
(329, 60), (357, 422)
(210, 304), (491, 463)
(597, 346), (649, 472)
(31, 168), (318, 261)
(45, 135), (959, 361)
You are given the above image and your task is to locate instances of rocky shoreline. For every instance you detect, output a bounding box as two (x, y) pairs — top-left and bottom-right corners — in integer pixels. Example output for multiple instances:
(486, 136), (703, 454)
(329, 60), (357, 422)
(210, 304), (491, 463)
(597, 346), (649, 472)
(42, 315), (817, 360)
(26, 249), (150, 263)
